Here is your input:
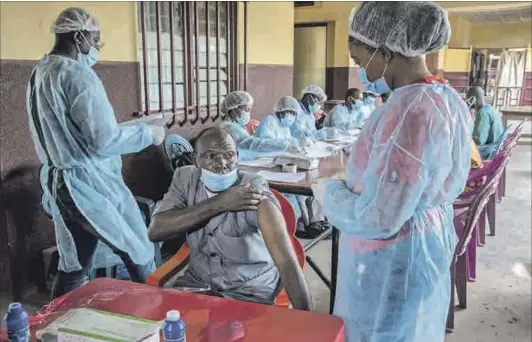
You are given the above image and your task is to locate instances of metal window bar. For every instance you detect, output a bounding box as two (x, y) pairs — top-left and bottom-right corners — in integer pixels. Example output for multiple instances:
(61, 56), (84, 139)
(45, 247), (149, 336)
(155, 2), (164, 110)
(203, 1), (211, 124)
(136, 1), (241, 125)
(243, 1), (248, 91)
(226, 2), (231, 93)
(212, 1), (221, 122)
(180, 1), (191, 126)
(233, 2), (239, 90)
(140, 2), (150, 114)
(190, 1), (201, 125)
(169, 2), (176, 114)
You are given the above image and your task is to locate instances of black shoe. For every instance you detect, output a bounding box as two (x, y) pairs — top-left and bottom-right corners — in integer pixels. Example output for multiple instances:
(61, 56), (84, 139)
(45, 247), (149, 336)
(296, 221), (332, 240)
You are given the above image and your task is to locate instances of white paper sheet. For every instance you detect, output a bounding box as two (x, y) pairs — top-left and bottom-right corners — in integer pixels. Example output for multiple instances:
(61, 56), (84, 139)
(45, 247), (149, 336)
(257, 170), (306, 183)
(237, 158), (276, 168)
(37, 308), (160, 342)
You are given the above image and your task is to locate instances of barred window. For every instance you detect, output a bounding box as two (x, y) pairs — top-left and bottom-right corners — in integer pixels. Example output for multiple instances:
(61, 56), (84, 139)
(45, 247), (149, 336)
(137, 1), (239, 125)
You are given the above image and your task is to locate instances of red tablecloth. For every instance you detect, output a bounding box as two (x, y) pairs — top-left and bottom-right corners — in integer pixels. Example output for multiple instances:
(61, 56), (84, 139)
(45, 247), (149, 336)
(22, 278), (345, 342)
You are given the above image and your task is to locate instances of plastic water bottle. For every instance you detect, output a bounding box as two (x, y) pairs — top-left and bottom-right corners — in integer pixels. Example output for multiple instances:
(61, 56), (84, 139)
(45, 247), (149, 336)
(162, 310), (186, 342)
(4, 302), (29, 342)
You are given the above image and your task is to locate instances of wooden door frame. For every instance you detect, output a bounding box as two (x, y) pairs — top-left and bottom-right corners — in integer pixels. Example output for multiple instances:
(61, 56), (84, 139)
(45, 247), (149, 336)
(294, 22), (329, 96)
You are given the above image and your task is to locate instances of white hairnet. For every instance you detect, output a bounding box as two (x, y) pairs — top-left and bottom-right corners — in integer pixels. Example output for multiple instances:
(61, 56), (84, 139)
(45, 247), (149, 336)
(51, 7), (100, 34)
(274, 96), (300, 113)
(220, 91), (254, 115)
(349, 1), (450, 57)
(302, 85), (327, 103)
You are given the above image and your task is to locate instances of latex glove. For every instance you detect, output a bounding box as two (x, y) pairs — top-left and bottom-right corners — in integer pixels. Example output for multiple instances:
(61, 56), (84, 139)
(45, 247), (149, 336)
(148, 125), (165, 146)
(298, 137), (314, 148)
(311, 171), (346, 206)
(151, 117), (170, 128)
(311, 178), (328, 206)
(325, 128), (341, 140)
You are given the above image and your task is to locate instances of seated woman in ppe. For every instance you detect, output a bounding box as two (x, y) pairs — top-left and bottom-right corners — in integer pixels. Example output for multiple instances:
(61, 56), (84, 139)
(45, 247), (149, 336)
(219, 91), (302, 161)
(292, 85), (341, 140)
(28, 7), (166, 298)
(255, 96), (327, 237)
(358, 91), (378, 123)
(316, 2), (472, 341)
(255, 96), (306, 219)
(467, 86), (506, 159)
(323, 88), (365, 129)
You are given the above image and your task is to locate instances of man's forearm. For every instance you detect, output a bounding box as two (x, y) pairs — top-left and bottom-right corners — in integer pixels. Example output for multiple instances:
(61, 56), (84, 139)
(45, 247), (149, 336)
(278, 264), (313, 311)
(257, 200), (312, 311)
(148, 198), (225, 242)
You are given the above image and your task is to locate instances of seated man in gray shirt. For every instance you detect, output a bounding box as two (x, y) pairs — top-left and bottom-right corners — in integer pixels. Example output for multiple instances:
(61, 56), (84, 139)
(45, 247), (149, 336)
(149, 127), (312, 310)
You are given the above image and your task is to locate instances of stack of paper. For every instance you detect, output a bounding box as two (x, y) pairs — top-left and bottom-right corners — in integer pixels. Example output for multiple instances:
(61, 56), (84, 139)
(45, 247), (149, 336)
(36, 308), (161, 342)
(237, 158), (276, 168)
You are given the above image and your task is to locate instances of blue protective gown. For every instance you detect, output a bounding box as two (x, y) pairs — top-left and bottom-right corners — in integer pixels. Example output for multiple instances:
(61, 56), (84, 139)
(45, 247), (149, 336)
(254, 114), (298, 143)
(358, 103), (374, 126)
(254, 114), (302, 218)
(473, 104), (505, 157)
(290, 101), (319, 139)
(291, 101), (341, 140)
(477, 125), (512, 160)
(323, 104), (364, 129)
(322, 82), (472, 342)
(27, 55), (155, 272)
(220, 120), (290, 161)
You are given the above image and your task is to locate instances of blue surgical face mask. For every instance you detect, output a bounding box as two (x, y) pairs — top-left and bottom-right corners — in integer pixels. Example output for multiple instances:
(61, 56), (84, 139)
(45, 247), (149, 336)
(308, 103), (321, 114)
(347, 97), (363, 110)
(364, 96), (376, 106)
(235, 110), (251, 126)
(201, 168), (238, 192)
(76, 32), (99, 68)
(279, 114), (296, 127)
(358, 49), (391, 95)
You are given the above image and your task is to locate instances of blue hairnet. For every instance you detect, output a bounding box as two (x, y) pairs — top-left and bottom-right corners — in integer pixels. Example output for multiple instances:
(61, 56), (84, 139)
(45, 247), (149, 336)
(28, 55), (155, 272)
(302, 85), (327, 103)
(51, 7), (100, 34)
(321, 81), (472, 341)
(349, 2), (451, 57)
(274, 96), (300, 114)
(220, 120), (290, 161)
(221, 91), (254, 115)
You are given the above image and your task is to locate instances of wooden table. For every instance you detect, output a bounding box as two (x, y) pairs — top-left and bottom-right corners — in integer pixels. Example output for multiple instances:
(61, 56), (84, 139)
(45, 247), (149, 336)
(239, 153), (347, 196)
(240, 152), (347, 314)
(19, 279), (345, 342)
(500, 106), (531, 145)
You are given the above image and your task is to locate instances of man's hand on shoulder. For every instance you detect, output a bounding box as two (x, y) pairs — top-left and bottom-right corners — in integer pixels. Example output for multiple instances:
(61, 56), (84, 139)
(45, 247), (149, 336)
(213, 184), (263, 212)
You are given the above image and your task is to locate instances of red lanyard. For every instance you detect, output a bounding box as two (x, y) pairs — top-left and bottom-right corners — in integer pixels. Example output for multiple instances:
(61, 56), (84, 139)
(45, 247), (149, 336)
(414, 75), (447, 85)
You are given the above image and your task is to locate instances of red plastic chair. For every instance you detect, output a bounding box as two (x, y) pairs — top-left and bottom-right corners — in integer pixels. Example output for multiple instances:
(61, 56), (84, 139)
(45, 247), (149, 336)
(146, 189), (306, 308)
(245, 119), (260, 136)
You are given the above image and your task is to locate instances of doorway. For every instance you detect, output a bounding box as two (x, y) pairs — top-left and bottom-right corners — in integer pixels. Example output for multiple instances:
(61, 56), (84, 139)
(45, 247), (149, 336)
(293, 23), (327, 97)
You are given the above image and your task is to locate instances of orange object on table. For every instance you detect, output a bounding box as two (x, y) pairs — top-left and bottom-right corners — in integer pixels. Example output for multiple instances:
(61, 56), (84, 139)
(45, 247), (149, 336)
(245, 119), (260, 135)
(21, 278), (345, 342)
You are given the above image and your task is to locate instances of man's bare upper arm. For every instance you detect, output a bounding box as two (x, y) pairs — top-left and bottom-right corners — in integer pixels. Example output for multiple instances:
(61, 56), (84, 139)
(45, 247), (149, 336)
(257, 199), (297, 267)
